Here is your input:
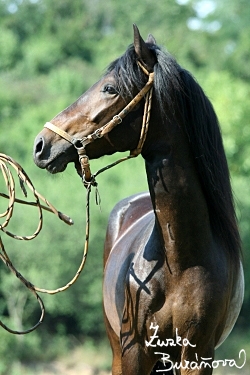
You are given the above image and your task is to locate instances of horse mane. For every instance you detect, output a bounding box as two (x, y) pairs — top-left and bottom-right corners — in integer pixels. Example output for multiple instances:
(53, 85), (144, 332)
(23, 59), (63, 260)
(107, 44), (242, 265)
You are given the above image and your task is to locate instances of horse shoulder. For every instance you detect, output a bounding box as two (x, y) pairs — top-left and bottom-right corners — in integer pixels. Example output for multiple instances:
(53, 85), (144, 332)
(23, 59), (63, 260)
(104, 192), (152, 264)
(216, 261), (244, 348)
(103, 192), (154, 337)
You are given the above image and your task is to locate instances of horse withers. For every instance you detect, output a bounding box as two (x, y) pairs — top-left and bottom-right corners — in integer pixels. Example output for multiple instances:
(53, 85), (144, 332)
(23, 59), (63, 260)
(33, 25), (244, 375)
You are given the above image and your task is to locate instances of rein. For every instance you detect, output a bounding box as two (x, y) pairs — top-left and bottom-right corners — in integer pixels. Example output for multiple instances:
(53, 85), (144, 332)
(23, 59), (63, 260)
(44, 61), (154, 186)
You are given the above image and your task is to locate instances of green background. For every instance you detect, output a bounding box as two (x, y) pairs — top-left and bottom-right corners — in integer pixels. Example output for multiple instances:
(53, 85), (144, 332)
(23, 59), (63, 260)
(0, 0), (249, 373)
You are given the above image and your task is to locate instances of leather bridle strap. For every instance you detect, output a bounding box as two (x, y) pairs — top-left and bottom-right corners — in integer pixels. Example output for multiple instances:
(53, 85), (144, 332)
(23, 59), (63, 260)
(44, 122), (73, 144)
(44, 62), (154, 185)
(44, 68), (154, 150)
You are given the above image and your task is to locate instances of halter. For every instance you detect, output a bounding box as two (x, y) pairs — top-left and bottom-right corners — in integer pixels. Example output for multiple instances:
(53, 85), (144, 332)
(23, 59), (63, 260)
(44, 61), (154, 186)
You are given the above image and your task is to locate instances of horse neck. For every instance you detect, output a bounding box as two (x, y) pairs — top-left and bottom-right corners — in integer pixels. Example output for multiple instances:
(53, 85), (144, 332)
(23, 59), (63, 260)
(144, 118), (213, 272)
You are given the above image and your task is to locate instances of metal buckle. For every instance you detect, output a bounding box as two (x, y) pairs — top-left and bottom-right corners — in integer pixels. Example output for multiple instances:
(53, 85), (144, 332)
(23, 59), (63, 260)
(92, 129), (102, 139)
(113, 115), (123, 124)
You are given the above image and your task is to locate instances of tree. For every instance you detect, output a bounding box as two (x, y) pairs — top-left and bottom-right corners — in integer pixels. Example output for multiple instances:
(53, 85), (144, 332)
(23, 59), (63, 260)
(186, 0), (250, 79)
(0, 0), (250, 371)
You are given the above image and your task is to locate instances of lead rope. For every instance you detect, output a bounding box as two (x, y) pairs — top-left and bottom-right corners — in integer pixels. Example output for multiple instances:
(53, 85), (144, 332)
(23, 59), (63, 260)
(0, 154), (91, 334)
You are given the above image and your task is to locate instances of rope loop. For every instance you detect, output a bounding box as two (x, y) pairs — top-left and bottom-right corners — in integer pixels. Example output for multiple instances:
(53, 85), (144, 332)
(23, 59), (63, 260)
(0, 148), (141, 334)
(0, 153), (92, 334)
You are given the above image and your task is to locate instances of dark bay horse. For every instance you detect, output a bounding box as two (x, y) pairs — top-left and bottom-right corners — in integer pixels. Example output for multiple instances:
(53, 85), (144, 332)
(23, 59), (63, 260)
(33, 25), (244, 374)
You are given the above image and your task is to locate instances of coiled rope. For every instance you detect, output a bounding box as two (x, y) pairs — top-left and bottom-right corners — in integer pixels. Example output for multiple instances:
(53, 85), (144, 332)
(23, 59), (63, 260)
(0, 150), (140, 335)
(0, 153), (94, 334)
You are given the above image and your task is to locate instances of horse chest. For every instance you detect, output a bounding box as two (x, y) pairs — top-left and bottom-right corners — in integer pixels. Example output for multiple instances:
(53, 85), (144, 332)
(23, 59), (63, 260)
(103, 212), (167, 337)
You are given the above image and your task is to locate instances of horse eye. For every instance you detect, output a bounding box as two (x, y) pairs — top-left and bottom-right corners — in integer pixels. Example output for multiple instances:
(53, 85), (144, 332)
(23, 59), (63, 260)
(103, 84), (117, 95)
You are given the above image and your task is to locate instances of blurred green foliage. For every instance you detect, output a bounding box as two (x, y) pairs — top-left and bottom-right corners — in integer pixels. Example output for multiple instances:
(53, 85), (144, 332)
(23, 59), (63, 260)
(0, 0), (249, 372)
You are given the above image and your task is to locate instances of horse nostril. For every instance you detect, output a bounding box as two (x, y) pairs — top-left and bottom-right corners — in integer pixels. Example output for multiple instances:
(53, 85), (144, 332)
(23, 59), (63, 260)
(33, 136), (49, 168)
(34, 137), (45, 156)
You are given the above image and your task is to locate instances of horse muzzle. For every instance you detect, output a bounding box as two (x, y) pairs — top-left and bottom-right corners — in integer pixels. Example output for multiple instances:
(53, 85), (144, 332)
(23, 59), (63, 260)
(33, 133), (77, 173)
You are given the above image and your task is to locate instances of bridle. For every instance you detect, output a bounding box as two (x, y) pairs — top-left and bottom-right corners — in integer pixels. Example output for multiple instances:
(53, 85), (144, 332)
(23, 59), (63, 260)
(44, 61), (154, 186)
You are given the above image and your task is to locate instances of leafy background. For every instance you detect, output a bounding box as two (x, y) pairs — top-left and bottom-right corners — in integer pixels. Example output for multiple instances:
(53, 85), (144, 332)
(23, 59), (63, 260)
(0, 0), (249, 374)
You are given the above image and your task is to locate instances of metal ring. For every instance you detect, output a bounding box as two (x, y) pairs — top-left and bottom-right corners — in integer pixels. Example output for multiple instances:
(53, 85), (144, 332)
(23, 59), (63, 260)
(72, 138), (85, 149)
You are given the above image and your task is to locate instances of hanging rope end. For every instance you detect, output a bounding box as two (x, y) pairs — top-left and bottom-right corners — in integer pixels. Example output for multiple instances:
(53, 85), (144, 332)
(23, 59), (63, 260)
(58, 212), (74, 226)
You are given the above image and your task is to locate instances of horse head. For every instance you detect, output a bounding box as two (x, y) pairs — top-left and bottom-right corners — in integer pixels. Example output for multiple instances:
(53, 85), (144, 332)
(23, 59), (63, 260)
(33, 25), (157, 175)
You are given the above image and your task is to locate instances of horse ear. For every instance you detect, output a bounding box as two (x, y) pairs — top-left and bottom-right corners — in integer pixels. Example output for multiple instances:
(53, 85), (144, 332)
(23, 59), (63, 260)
(133, 24), (156, 71)
(146, 33), (156, 45)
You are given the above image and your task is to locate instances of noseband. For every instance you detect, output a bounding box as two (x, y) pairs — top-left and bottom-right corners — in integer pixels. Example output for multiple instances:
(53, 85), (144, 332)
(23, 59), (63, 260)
(44, 61), (154, 186)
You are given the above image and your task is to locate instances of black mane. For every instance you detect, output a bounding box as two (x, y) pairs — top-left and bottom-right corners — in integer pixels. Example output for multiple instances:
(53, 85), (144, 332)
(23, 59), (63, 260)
(107, 44), (241, 264)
